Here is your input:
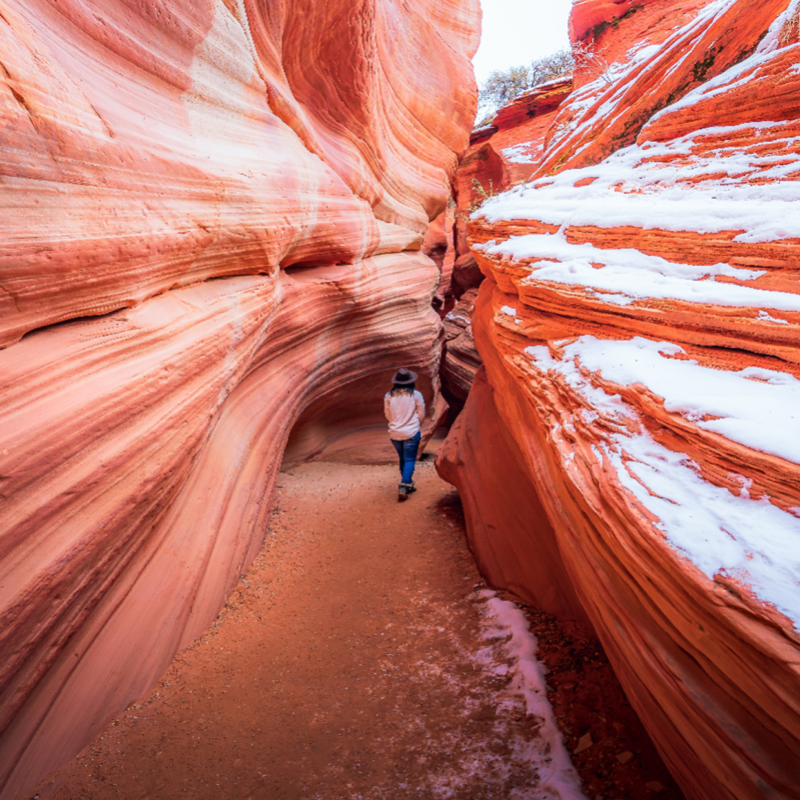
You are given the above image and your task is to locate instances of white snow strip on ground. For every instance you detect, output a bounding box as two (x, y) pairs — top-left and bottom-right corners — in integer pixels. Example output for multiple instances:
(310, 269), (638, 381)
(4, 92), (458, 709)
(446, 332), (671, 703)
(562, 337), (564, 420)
(475, 122), (800, 244)
(561, 336), (800, 464)
(523, 343), (800, 628)
(480, 590), (587, 800)
(476, 232), (800, 311)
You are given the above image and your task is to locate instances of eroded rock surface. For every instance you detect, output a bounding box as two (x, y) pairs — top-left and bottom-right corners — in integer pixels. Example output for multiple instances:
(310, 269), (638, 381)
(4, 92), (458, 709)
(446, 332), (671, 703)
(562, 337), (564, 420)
(439, 2), (800, 799)
(441, 289), (481, 400)
(436, 73), (575, 400)
(0, 1), (478, 797)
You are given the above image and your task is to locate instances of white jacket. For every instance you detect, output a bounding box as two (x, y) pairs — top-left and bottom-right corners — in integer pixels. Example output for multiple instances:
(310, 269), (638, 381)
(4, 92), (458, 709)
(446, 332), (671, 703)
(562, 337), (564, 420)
(384, 389), (425, 440)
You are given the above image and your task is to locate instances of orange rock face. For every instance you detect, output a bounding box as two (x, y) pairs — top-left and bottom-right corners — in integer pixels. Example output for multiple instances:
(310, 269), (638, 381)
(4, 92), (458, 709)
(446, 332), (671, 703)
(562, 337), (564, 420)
(441, 288), (481, 400)
(0, 1), (479, 797)
(439, 1), (800, 799)
(437, 367), (591, 627)
(0, 0), (478, 349)
(437, 77), (575, 400)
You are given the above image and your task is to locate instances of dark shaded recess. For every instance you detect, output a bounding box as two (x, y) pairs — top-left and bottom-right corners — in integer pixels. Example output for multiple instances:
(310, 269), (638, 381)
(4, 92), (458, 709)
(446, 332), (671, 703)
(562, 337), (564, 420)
(451, 255), (484, 299)
(282, 370), (437, 467)
(437, 376), (466, 428)
(508, 594), (687, 800)
(470, 125), (498, 145)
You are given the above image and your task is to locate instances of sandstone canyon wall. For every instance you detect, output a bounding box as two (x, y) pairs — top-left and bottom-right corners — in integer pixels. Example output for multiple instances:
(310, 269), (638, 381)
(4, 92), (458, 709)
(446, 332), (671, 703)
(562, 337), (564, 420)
(438, 1), (800, 798)
(0, 2), (479, 797)
(437, 76), (576, 403)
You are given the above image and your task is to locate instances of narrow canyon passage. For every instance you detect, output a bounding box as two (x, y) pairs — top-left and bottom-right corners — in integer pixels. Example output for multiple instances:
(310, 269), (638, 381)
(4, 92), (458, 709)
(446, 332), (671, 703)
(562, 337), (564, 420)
(34, 454), (564, 799)
(4, 0), (800, 797)
(31, 449), (680, 800)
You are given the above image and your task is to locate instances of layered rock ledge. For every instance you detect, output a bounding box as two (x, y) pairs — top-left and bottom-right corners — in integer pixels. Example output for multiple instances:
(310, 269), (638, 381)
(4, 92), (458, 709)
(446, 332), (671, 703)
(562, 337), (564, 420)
(438, 1), (800, 799)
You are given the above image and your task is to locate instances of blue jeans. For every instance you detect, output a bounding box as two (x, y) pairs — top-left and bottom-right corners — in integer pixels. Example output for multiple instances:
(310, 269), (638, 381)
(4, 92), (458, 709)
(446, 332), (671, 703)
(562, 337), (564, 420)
(391, 431), (421, 485)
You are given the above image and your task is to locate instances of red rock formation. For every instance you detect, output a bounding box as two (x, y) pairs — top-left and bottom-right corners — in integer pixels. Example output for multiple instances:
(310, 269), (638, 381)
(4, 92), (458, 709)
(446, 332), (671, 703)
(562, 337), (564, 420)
(569, 0), (648, 43)
(441, 288), (481, 400)
(544, 0), (789, 172)
(437, 367), (591, 627)
(439, 1), (800, 799)
(435, 76), (576, 401)
(461, 76), (573, 217)
(0, 1), (479, 797)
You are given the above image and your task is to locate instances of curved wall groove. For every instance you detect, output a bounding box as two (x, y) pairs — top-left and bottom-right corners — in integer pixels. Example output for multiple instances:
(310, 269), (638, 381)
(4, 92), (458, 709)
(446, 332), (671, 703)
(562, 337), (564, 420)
(0, 0), (479, 796)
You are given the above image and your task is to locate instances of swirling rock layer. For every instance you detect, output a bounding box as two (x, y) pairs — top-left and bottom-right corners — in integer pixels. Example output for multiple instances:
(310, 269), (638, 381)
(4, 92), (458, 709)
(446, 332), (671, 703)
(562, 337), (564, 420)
(0, 0), (478, 348)
(439, 2), (800, 799)
(0, 1), (478, 797)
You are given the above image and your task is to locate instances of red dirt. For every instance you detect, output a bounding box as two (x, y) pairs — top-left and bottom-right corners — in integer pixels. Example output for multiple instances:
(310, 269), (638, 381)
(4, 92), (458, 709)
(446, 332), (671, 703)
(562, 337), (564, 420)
(516, 607), (685, 800)
(30, 452), (681, 800)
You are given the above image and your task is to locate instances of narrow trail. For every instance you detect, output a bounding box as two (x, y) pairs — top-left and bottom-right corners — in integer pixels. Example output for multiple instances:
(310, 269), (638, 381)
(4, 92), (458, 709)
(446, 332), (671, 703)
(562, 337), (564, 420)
(33, 452), (683, 800)
(33, 455), (580, 800)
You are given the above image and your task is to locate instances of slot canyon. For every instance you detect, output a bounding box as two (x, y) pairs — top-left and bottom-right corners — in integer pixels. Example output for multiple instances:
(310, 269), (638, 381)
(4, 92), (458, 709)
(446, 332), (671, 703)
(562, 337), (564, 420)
(1, 0), (800, 798)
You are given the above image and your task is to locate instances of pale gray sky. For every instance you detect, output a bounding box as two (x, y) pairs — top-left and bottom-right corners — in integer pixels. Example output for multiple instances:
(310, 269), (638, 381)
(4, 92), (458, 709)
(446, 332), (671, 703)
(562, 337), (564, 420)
(472, 0), (573, 86)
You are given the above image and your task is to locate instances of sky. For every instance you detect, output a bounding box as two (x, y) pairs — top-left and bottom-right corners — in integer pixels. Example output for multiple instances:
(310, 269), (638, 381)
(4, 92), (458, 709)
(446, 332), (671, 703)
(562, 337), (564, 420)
(472, 0), (573, 87)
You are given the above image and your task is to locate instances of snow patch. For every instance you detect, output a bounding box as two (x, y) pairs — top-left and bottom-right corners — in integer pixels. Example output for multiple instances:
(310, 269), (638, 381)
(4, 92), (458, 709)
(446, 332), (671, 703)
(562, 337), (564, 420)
(758, 310), (790, 324)
(475, 232), (800, 313)
(481, 591), (587, 800)
(524, 340), (800, 627)
(502, 142), (542, 165)
(475, 123), (800, 245)
(560, 336), (800, 465)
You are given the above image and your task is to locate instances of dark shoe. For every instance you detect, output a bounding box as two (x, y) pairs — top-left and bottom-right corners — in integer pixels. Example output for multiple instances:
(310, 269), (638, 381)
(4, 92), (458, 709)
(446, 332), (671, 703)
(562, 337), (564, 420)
(404, 482), (417, 494)
(398, 484), (408, 502)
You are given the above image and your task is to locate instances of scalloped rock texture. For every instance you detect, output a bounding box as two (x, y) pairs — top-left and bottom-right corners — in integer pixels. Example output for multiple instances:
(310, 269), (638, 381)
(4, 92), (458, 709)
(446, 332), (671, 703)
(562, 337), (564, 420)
(0, 1), (479, 797)
(438, 1), (800, 799)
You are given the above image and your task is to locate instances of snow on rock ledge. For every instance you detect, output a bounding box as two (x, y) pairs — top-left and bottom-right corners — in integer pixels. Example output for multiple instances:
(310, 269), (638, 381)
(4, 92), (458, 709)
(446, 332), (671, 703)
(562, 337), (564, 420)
(0, 1), (479, 797)
(439, 1), (800, 799)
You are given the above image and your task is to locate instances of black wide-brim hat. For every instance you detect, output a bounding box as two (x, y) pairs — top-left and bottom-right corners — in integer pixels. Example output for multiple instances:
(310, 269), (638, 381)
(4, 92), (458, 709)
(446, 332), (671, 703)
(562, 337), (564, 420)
(392, 367), (418, 384)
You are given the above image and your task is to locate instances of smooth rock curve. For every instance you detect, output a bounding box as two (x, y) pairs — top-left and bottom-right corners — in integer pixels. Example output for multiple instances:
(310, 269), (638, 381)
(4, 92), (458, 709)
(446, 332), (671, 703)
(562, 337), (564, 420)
(0, 0), (479, 796)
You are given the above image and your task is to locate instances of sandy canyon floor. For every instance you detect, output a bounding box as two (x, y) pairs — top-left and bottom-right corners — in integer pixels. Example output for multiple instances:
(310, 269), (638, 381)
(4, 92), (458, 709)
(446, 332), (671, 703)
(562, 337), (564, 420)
(31, 452), (683, 800)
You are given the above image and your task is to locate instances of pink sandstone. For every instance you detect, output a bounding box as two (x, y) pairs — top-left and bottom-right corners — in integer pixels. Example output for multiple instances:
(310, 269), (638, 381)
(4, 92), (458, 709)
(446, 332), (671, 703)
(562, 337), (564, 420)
(0, 1), (480, 797)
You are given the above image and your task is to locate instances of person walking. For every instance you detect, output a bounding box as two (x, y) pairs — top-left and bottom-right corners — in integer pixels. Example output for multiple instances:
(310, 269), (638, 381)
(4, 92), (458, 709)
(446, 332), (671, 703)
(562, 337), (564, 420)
(384, 368), (426, 502)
